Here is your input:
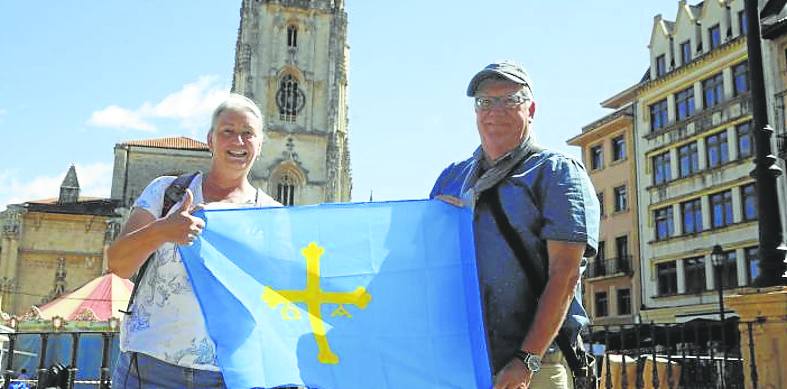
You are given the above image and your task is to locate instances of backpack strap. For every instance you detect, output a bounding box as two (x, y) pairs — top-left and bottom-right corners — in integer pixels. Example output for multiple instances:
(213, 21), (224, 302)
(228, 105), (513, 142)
(120, 171), (200, 315)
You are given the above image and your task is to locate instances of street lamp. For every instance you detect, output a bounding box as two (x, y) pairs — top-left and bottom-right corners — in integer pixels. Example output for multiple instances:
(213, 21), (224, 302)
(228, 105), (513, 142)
(711, 244), (726, 323)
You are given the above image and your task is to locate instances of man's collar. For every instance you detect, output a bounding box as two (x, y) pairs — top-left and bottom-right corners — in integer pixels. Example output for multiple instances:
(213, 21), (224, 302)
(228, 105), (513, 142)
(475, 138), (532, 169)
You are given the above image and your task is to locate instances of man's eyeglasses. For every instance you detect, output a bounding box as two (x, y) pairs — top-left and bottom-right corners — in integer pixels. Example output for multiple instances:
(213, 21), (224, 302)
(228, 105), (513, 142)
(474, 92), (529, 111)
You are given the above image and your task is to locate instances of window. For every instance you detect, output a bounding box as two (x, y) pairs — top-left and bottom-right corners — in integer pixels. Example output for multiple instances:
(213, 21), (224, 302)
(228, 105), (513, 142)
(714, 250), (738, 289)
(703, 73), (725, 108)
(653, 152), (672, 185)
(675, 87), (696, 121)
(276, 173), (296, 206)
(277, 74), (304, 122)
(595, 291), (608, 317)
(656, 54), (667, 77)
(617, 289), (632, 315)
(597, 192), (605, 217)
(709, 24), (721, 50)
(680, 41), (692, 65)
(594, 241), (606, 277)
(710, 190), (734, 228)
(590, 145), (603, 170)
(657, 261), (678, 295)
(650, 99), (669, 131)
(745, 246), (759, 284)
(678, 142), (699, 177)
(733, 62), (750, 96)
(684, 256), (707, 293)
(614, 185), (627, 212)
(615, 236), (629, 259)
(681, 198), (703, 234)
(615, 235), (630, 273)
(612, 135), (626, 161)
(742, 183), (757, 221)
(287, 24), (298, 48)
(655, 206), (674, 240)
(737, 121), (753, 158)
(706, 131), (729, 168)
(739, 10), (748, 36)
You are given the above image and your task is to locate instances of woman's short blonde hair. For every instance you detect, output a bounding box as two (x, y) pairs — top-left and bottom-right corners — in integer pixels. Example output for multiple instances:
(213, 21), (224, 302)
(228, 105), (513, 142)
(210, 93), (264, 134)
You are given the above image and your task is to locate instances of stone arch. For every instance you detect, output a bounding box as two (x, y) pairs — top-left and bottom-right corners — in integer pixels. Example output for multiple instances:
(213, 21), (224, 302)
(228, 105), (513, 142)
(269, 162), (306, 206)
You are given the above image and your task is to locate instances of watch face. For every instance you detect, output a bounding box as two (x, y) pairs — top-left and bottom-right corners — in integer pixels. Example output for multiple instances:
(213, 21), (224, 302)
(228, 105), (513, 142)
(524, 355), (541, 372)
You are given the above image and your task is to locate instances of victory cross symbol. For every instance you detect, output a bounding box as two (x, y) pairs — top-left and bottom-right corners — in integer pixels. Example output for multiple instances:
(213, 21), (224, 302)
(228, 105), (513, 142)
(261, 242), (372, 364)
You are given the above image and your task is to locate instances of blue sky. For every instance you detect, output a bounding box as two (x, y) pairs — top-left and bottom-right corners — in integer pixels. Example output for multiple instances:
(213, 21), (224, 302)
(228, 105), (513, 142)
(0, 1), (681, 209)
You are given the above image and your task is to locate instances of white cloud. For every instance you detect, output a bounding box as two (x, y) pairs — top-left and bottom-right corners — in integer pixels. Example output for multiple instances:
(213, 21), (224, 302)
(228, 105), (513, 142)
(0, 163), (113, 211)
(87, 105), (156, 132)
(87, 75), (229, 132)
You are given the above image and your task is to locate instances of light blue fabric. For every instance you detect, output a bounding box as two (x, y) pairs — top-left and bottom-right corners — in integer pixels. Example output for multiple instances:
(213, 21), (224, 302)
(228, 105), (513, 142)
(430, 147), (600, 373)
(178, 200), (492, 389)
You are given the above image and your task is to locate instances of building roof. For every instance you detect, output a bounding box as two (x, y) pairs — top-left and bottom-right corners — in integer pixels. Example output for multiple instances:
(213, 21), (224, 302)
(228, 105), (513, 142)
(119, 136), (209, 151)
(24, 197), (119, 217)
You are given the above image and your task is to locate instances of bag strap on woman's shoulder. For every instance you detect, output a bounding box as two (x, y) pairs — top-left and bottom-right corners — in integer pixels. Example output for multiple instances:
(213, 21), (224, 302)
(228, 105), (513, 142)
(120, 171), (200, 315)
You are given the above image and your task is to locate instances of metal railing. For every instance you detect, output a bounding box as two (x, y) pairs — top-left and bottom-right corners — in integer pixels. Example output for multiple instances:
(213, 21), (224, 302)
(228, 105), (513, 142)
(0, 331), (116, 389)
(586, 256), (634, 278)
(585, 318), (760, 389)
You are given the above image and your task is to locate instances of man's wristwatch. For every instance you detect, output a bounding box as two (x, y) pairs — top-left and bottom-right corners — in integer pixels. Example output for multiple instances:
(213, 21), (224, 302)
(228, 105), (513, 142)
(513, 350), (542, 373)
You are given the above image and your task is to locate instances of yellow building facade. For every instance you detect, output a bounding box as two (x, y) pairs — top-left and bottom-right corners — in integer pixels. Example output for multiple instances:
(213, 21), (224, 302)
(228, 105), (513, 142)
(568, 87), (642, 326)
(0, 166), (118, 316)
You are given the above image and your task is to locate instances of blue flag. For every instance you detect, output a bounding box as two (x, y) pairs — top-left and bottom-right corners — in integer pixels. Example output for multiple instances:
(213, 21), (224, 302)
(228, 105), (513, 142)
(179, 200), (492, 389)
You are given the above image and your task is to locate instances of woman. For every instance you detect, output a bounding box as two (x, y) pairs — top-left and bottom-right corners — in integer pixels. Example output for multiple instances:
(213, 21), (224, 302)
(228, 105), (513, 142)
(109, 93), (279, 388)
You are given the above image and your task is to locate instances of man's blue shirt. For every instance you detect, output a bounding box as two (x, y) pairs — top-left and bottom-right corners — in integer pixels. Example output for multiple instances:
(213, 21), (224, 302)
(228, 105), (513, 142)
(430, 147), (600, 372)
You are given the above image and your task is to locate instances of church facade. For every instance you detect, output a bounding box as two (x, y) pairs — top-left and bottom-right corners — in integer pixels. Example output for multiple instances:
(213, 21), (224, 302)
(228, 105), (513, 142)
(0, 166), (119, 315)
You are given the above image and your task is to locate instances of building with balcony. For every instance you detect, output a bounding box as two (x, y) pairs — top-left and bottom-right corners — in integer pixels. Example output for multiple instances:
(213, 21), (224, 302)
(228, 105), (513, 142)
(634, 0), (761, 323)
(568, 86), (641, 326)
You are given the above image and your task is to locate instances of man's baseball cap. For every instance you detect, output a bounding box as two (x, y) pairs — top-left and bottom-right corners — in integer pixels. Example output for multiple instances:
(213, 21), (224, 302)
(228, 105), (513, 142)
(466, 60), (533, 97)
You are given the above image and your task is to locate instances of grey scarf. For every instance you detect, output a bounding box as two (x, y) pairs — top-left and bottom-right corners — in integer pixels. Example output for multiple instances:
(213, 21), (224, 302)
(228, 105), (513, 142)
(461, 137), (540, 207)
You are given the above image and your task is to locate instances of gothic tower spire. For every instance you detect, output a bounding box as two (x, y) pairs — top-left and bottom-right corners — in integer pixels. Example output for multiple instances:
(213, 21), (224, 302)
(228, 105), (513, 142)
(58, 165), (80, 204)
(232, 0), (351, 205)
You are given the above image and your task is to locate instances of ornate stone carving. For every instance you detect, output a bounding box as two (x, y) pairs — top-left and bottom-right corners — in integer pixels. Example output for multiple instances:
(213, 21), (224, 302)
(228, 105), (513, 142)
(104, 219), (121, 243)
(0, 277), (17, 293)
(1, 207), (22, 239)
(41, 257), (68, 304)
(266, 137), (310, 178)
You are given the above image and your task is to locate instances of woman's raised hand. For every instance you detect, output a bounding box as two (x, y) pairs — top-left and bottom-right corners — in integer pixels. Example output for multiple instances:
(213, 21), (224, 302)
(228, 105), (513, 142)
(161, 189), (206, 245)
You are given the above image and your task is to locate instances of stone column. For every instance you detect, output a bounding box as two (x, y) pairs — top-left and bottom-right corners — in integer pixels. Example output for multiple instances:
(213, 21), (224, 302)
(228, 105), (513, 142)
(725, 287), (787, 389)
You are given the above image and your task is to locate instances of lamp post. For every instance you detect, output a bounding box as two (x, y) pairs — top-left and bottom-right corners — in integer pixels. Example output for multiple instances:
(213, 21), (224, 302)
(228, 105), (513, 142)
(711, 244), (726, 323)
(743, 0), (787, 286)
(711, 244), (728, 388)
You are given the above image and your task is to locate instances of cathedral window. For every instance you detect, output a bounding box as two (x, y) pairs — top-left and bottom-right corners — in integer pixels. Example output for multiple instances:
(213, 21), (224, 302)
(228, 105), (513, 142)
(277, 74), (305, 122)
(287, 24), (298, 49)
(276, 173), (296, 206)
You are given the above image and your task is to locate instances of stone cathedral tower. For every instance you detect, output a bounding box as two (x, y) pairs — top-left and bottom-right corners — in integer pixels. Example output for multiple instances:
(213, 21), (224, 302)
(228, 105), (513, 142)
(232, 0), (351, 205)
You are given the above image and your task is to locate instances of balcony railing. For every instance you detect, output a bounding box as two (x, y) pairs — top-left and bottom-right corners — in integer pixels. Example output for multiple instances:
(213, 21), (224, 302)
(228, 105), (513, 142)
(586, 256), (634, 278)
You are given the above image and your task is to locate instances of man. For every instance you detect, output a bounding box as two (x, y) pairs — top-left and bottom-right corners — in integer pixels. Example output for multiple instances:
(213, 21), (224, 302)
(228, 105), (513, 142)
(430, 61), (599, 389)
